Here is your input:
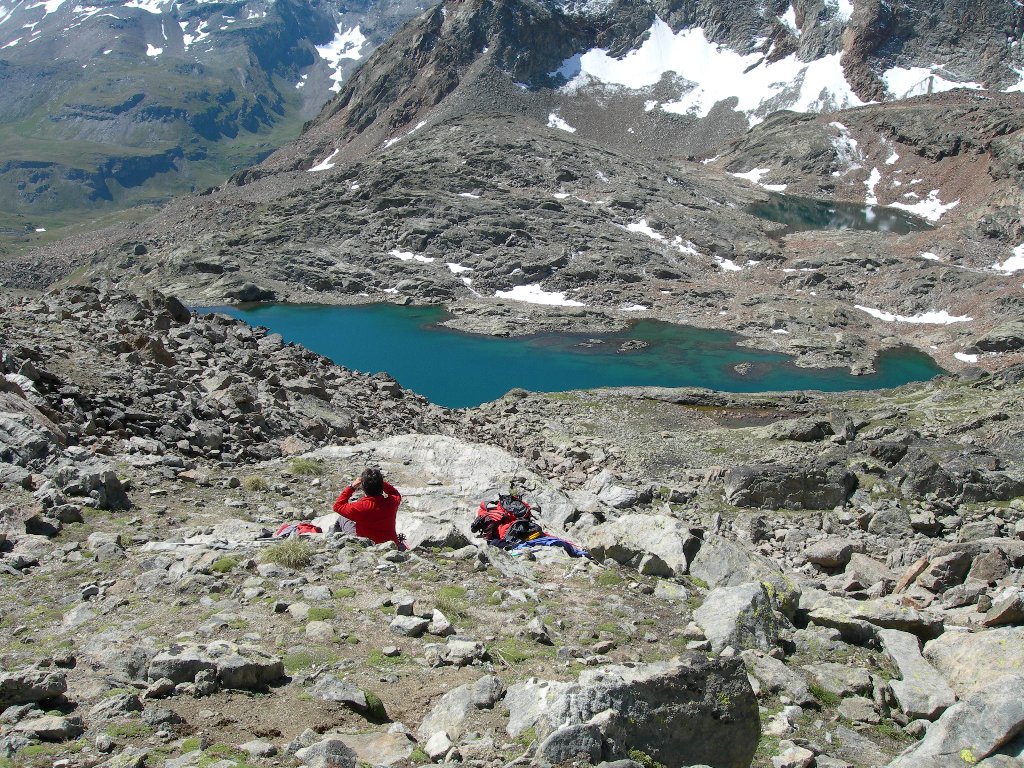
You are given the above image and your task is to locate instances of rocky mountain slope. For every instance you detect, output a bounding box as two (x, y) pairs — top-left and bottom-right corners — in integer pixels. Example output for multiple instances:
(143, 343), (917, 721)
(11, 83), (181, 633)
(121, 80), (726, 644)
(0, 0), (426, 247)
(2, 287), (1024, 768)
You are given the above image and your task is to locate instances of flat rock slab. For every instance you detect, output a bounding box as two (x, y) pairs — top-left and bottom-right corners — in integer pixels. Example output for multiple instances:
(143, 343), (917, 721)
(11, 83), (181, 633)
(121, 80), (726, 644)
(887, 674), (1024, 768)
(924, 627), (1024, 697)
(341, 731), (415, 766)
(878, 628), (955, 720)
(802, 662), (872, 698)
(799, 590), (943, 643)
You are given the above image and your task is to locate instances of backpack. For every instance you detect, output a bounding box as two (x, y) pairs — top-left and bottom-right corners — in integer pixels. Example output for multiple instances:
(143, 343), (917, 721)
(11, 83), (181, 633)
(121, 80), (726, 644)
(471, 493), (543, 547)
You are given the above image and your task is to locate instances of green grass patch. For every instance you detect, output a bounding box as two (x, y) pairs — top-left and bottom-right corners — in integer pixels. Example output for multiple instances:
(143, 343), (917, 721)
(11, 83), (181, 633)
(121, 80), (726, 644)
(436, 585), (469, 618)
(105, 721), (154, 739)
(289, 458), (326, 476)
(409, 746), (430, 764)
(368, 649), (406, 668)
(211, 556), (240, 574)
(181, 737), (202, 753)
(307, 607), (336, 622)
(333, 585), (357, 598)
(596, 570), (623, 587)
(809, 683), (841, 708)
(259, 539), (314, 569)
(283, 648), (339, 673)
(491, 637), (534, 665)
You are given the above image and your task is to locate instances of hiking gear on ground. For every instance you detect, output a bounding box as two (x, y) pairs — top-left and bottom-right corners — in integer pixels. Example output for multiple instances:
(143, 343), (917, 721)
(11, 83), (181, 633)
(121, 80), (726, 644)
(473, 493), (538, 544)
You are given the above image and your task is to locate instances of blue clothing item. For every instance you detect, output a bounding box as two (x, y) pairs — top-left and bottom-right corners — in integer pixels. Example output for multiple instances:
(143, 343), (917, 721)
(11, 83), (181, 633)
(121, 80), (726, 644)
(509, 535), (591, 559)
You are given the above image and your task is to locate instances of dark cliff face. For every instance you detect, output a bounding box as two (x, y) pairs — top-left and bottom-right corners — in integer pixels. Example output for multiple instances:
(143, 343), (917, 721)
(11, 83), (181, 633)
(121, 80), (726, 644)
(247, 0), (1024, 180)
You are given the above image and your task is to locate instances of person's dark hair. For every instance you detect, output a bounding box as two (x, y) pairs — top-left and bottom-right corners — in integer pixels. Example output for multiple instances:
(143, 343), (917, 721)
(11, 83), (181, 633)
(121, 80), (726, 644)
(360, 467), (384, 496)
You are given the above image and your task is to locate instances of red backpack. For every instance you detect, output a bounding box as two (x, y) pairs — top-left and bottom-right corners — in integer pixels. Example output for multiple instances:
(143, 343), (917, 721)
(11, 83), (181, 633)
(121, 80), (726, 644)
(471, 494), (543, 546)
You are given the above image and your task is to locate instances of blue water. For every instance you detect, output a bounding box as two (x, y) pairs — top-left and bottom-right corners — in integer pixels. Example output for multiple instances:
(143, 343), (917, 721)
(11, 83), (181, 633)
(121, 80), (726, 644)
(203, 303), (945, 408)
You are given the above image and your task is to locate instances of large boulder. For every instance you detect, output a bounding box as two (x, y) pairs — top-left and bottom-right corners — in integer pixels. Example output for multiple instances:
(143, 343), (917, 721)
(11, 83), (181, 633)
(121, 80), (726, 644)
(724, 463), (856, 510)
(417, 674), (504, 742)
(147, 642), (283, 690)
(741, 651), (816, 707)
(587, 515), (699, 577)
(878, 629), (956, 721)
(799, 590), (944, 643)
(694, 582), (788, 653)
(887, 674), (1024, 768)
(924, 628), (1024, 697)
(688, 534), (800, 618)
(0, 667), (67, 710)
(505, 657), (759, 768)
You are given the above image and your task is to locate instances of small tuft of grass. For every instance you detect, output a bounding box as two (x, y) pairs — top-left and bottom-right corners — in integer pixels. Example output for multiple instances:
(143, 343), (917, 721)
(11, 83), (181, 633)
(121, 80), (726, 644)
(409, 746), (430, 764)
(106, 721), (154, 739)
(334, 585), (357, 598)
(289, 458), (325, 476)
(211, 556), (240, 574)
(628, 749), (667, 768)
(491, 637), (535, 665)
(596, 570), (623, 587)
(306, 607), (336, 622)
(363, 690), (388, 721)
(809, 683), (841, 708)
(368, 649), (406, 668)
(260, 539), (314, 569)
(436, 585), (469, 619)
(181, 737), (202, 753)
(283, 648), (339, 673)
(241, 475), (269, 492)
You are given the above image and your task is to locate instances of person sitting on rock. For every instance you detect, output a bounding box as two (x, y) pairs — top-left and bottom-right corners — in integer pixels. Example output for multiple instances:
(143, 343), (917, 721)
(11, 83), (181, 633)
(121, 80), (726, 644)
(332, 467), (404, 548)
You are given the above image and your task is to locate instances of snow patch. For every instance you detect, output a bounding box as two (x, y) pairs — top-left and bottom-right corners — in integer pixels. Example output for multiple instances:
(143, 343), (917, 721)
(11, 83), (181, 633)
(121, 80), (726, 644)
(830, 122), (862, 175)
(34, 227), (46, 232)
(552, 192), (570, 199)
(889, 189), (958, 222)
(771, 328), (790, 334)
(882, 66), (983, 99)
(622, 304), (648, 311)
(830, 0), (853, 22)
(919, 252), (941, 261)
(779, 4), (799, 35)
(992, 243), (1024, 274)
(855, 305), (972, 324)
(446, 263), (473, 274)
(390, 249), (434, 263)
(626, 219), (665, 241)
(1006, 68), (1024, 94)
(458, 192), (480, 199)
(547, 113), (577, 132)
(554, 19), (864, 127)
(316, 25), (366, 93)
(731, 167), (788, 192)
(864, 167), (881, 205)
(307, 149), (338, 172)
(954, 352), (979, 363)
(495, 284), (585, 307)
(714, 256), (743, 272)
(1, 37), (18, 47)
(145, 43), (161, 56)
(123, 0), (167, 14)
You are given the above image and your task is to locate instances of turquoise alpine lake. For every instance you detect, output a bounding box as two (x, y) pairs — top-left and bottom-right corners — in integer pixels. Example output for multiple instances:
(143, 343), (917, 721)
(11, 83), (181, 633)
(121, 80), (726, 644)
(204, 303), (945, 409)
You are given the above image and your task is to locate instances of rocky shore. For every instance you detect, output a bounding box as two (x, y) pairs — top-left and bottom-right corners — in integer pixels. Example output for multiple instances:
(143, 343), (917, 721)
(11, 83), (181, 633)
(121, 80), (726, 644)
(2, 286), (1023, 768)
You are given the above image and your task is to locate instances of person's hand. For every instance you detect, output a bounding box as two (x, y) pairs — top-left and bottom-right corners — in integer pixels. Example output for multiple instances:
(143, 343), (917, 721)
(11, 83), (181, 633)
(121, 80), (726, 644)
(351, 477), (362, 490)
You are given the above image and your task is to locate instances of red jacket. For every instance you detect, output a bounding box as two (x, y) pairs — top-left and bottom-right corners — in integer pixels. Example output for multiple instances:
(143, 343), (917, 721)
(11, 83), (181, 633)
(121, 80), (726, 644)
(333, 482), (402, 545)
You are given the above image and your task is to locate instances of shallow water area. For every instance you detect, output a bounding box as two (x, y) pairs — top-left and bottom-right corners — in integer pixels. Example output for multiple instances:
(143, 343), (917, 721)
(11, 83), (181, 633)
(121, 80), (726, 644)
(204, 303), (945, 408)
(749, 194), (933, 235)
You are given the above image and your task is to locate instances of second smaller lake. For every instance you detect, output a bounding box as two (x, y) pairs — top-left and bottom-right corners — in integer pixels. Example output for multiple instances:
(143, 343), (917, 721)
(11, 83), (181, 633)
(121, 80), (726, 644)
(748, 194), (932, 235)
